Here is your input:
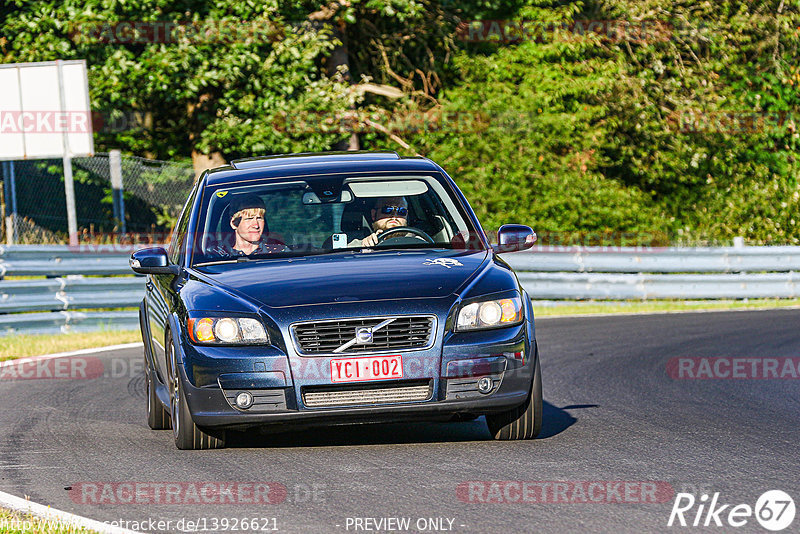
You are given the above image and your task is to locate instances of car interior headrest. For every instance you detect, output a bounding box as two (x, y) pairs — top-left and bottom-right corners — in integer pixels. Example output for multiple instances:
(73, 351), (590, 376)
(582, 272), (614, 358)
(340, 199), (371, 236)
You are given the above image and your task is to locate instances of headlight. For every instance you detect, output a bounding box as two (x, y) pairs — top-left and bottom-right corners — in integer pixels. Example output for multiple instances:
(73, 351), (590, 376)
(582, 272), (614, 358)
(456, 296), (523, 331)
(187, 316), (269, 344)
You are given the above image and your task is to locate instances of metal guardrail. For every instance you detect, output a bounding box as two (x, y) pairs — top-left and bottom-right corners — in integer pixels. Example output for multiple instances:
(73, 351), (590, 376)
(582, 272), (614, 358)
(516, 272), (799, 300)
(0, 311), (139, 336)
(0, 245), (798, 336)
(0, 245), (142, 276)
(0, 245), (151, 336)
(0, 277), (143, 313)
(3, 244), (799, 275)
(503, 246), (800, 299)
(503, 245), (800, 273)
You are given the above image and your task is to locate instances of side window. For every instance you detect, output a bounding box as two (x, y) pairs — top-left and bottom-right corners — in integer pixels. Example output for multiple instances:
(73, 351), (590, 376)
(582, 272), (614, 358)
(168, 185), (198, 264)
(166, 223), (181, 264)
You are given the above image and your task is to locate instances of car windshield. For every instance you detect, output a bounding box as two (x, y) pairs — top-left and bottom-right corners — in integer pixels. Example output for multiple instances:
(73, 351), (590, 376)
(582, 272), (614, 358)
(190, 174), (485, 266)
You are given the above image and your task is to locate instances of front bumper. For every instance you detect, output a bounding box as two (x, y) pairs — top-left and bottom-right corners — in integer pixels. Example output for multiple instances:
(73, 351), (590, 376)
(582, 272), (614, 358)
(177, 319), (537, 431)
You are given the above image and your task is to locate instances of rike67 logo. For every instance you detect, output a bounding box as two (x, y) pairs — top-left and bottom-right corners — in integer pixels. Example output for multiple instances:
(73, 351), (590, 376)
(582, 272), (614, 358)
(668, 490), (795, 531)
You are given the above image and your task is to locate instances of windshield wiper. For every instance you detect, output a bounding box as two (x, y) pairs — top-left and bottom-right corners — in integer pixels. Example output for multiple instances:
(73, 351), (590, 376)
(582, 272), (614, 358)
(193, 259), (240, 267)
(193, 244), (447, 266)
(195, 251), (326, 265)
(364, 244), (445, 252)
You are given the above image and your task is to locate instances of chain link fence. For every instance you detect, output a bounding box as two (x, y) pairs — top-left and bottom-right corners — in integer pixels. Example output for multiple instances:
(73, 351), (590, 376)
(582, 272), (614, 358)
(0, 153), (195, 244)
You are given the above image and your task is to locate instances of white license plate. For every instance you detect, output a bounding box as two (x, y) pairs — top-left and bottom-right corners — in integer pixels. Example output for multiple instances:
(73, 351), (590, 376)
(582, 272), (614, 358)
(330, 355), (403, 383)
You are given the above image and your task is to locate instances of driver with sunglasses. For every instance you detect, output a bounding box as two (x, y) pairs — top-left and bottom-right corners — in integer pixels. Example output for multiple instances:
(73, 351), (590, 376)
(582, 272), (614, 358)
(352, 196), (411, 247)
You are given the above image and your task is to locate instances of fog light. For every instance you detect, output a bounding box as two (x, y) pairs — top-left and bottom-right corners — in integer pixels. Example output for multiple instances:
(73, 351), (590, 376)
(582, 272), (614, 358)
(235, 391), (254, 409)
(477, 377), (493, 394)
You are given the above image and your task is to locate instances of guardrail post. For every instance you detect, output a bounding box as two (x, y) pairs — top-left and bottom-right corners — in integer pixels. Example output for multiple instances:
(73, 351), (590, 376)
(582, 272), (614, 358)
(57, 61), (79, 247)
(2, 160), (17, 245)
(62, 155), (79, 247)
(109, 150), (126, 234)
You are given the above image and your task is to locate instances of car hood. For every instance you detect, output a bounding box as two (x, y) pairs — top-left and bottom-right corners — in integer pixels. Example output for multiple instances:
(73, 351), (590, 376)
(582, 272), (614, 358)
(194, 249), (489, 308)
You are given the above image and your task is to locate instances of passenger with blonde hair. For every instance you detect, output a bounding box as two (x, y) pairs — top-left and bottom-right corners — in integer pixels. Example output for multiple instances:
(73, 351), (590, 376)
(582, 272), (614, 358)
(209, 194), (289, 256)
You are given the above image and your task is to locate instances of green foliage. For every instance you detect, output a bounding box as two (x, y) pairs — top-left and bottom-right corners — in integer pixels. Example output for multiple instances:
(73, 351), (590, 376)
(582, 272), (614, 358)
(1, 1), (347, 160)
(405, 2), (664, 236)
(404, 0), (800, 243)
(594, 0), (800, 243)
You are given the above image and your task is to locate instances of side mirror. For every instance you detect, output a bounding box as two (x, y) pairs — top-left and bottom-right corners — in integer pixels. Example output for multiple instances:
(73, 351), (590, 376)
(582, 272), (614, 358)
(130, 247), (180, 275)
(493, 224), (537, 253)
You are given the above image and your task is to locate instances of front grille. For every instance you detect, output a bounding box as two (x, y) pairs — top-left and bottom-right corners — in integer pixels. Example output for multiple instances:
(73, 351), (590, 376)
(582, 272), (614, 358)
(292, 316), (435, 355)
(303, 380), (433, 408)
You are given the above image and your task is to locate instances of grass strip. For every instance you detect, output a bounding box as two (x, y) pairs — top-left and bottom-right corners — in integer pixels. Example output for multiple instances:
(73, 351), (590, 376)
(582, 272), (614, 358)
(0, 508), (101, 533)
(0, 330), (140, 361)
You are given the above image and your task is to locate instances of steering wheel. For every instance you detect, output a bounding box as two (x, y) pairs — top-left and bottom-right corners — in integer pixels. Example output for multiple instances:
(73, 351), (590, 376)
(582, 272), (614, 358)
(376, 226), (435, 244)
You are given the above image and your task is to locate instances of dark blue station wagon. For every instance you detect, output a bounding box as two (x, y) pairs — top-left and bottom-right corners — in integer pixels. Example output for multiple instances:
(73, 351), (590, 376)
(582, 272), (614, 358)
(131, 151), (542, 449)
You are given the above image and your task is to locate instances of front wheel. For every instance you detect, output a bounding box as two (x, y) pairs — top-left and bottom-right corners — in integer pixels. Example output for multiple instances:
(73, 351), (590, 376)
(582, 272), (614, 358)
(485, 352), (542, 440)
(168, 337), (225, 450)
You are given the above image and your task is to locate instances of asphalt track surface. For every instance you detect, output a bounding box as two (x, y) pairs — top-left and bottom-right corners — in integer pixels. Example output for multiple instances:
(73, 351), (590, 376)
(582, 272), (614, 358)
(1, 309), (799, 534)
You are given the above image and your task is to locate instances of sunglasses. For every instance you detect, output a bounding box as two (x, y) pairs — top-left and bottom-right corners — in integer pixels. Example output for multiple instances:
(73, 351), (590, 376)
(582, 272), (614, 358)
(378, 205), (408, 217)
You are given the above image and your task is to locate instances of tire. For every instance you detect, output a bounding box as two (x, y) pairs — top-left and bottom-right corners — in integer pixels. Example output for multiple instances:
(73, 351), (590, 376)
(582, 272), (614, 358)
(146, 362), (171, 430)
(167, 336), (225, 450)
(486, 352), (543, 440)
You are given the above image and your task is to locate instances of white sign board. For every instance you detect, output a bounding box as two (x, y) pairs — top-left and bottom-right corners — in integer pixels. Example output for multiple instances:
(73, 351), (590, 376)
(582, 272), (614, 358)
(0, 60), (94, 160)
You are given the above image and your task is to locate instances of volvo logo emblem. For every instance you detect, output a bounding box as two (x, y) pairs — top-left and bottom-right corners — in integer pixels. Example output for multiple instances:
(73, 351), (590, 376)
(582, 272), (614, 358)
(355, 327), (373, 344)
(333, 318), (395, 353)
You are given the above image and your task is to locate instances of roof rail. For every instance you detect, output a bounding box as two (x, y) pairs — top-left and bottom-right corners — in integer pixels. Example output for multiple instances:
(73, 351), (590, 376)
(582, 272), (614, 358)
(229, 151), (400, 170)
